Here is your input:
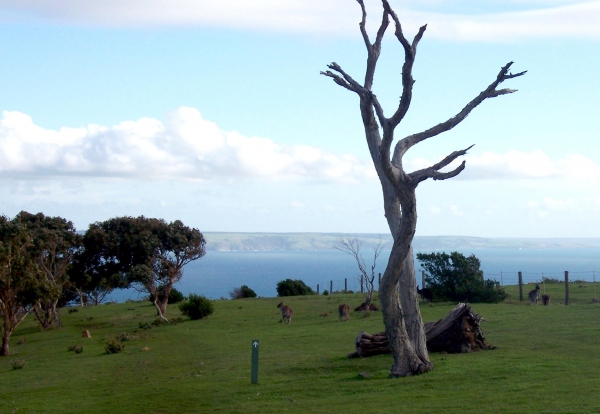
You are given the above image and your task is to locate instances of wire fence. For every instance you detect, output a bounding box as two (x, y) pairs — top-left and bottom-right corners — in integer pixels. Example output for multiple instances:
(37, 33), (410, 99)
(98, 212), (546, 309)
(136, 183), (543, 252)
(315, 269), (600, 305)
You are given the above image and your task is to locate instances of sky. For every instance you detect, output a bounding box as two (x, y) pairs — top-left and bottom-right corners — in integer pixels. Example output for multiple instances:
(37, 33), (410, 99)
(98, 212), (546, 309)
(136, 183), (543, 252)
(0, 0), (599, 238)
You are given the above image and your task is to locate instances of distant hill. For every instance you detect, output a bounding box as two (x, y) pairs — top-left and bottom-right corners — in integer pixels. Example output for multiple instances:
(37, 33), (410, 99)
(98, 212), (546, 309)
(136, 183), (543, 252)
(203, 232), (600, 251)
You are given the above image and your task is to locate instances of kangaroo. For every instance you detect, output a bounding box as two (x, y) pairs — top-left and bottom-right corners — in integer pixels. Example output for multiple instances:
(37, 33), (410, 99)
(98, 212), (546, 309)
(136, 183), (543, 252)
(528, 284), (541, 305)
(417, 286), (433, 306)
(277, 301), (293, 324)
(338, 303), (350, 321)
(542, 294), (551, 306)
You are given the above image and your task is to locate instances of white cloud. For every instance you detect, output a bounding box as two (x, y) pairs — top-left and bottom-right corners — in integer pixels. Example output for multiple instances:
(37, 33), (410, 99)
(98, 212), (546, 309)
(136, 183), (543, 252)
(0, 108), (376, 184)
(408, 150), (600, 180)
(1, 0), (599, 41)
(525, 196), (600, 218)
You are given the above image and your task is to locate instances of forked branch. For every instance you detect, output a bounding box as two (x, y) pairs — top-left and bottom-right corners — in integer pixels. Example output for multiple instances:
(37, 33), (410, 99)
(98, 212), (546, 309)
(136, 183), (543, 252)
(393, 62), (527, 164)
(409, 145), (475, 184)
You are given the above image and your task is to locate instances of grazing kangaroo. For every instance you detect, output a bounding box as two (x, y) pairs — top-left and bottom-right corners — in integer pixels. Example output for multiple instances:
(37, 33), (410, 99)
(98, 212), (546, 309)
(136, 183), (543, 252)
(528, 284), (541, 305)
(542, 294), (551, 306)
(277, 301), (293, 324)
(338, 303), (350, 321)
(417, 286), (433, 306)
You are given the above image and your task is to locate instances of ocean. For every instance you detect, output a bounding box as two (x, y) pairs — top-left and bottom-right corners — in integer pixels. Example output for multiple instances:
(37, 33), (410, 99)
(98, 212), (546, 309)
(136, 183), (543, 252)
(106, 248), (600, 302)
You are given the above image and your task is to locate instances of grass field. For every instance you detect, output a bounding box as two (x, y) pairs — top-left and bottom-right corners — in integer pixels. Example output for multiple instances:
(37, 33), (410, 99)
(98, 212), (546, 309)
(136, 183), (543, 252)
(1, 282), (600, 413)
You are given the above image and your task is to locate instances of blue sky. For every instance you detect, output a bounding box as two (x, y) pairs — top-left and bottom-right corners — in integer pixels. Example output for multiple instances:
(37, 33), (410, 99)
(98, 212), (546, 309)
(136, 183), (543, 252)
(1, 0), (599, 237)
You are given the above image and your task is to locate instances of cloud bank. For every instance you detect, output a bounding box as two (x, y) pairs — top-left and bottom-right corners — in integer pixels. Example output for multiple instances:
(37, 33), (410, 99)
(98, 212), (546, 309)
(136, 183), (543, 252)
(0, 108), (375, 183)
(2, 108), (598, 184)
(2, 0), (599, 41)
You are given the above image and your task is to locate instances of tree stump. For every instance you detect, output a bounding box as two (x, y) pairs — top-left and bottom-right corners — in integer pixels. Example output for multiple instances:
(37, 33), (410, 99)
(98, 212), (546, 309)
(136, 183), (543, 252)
(348, 303), (494, 358)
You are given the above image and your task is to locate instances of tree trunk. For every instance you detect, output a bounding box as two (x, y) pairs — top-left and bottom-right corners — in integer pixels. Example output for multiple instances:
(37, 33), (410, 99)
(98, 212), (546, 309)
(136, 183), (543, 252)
(1, 318), (13, 356)
(51, 299), (61, 329)
(367, 121), (432, 373)
(399, 247), (430, 363)
(153, 299), (169, 323)
(379, 185), (432, 377)
(380, 234), (432, 376)
(349, 303), (494, 358)
(33, 300), (61, 330)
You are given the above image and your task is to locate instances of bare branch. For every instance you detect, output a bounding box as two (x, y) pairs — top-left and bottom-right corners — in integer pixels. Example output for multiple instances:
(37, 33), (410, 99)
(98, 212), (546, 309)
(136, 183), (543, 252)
(369, 92), (387, 129)
(392, 61), (526, 165)
(357, 0), (389, 90)
(409, 145), (474, 184)
(320, 62), (366, 95)
(382, 0), (428, 128)
(432, 161), (467, 181)
(382, 0), (409, 50)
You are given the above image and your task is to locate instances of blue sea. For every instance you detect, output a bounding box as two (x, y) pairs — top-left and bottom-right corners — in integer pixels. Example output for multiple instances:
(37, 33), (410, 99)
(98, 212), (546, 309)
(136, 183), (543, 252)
(107, 248), (600, 302)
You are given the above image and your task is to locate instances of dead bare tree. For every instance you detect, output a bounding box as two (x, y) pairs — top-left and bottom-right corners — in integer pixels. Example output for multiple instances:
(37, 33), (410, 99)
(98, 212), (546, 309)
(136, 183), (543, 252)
(335, 236), (383, 310)
(321, 0), (525, 377)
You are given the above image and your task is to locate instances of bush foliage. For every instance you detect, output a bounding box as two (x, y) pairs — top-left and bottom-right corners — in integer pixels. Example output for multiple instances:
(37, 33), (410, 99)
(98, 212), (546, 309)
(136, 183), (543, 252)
(229, 285), (257, 299)
(276, 279), (314, 297)
(104, 336), (125, 354)
(417, 251), (508, 303)
(178, 294), (214, 320)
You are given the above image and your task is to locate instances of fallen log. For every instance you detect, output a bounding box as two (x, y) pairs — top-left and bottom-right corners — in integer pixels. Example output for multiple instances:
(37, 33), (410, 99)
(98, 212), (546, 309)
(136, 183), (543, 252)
(348, 303), (495, 358)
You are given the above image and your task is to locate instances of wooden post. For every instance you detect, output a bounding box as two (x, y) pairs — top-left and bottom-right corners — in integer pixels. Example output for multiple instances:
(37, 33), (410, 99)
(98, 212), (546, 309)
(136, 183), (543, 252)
(421, 270), (425, 288)
(500, 271), (503, 286)
(344, 278), (347, 292)
(378, 273), (381, 291)
(317, 284), (320, 295)
(360, 278), (364, 293)
(565, 271), (569, 305)
(330, 280), (333, 294)
(518, 272), (523, 302)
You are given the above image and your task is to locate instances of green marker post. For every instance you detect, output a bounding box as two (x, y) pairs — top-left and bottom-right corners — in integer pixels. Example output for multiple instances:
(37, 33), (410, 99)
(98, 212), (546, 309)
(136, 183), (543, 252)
(251, 339), (259, 384)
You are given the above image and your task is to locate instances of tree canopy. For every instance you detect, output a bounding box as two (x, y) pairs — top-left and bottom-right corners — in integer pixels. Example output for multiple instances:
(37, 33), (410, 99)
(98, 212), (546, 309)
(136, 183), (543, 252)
(78, 216), (206, 321)
(417, 251), (508, 303)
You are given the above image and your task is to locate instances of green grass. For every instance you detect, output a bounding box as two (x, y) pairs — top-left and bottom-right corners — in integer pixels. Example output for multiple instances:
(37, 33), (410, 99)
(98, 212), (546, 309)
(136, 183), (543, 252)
(1, 284), (600, 413)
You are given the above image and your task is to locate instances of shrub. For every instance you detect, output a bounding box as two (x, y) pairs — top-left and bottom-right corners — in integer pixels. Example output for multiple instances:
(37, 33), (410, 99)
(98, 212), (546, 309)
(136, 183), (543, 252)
(417, 251), (508, 303)
(116, 332), (131, 342)
(11, 359), (26, 370)
(276, 279), (314, 297)
(68, 345), (84, 354)
(167, 288), (185, 304)
(138, 321), (153, 330)
(179, 294), (214, 320)
(230, 285), (257, 299)
(148, 287), (185, 304)
(542, 276), (561, 284)
(322, 289), (329, 296)
(104, 336), (125, 354)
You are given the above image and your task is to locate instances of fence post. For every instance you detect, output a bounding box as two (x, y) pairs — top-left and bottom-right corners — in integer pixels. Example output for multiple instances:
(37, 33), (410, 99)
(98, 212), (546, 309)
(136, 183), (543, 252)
(421, 270), (425, 288)
(330, 280), (333, 294)
(345, 278), (347, 292)
(360, 278), (364, 293)
(317, 284), (319, 295)
(378, 273), (381, 290)
(565, 271), (569, 305)
(500, 271), (503, 287)
(518, 272), (523, 302)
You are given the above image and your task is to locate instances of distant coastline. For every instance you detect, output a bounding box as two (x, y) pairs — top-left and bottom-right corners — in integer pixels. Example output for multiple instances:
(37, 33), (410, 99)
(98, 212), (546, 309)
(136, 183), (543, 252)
(203, 232), (600, 251)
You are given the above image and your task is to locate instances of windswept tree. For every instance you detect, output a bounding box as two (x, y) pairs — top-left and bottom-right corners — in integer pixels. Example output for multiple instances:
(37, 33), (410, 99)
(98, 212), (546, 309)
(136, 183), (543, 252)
(15, 211), (81, 329)
(0, 216), (39, 356)
(81, 216), (206, 321)
(321, 0), (525, 377)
